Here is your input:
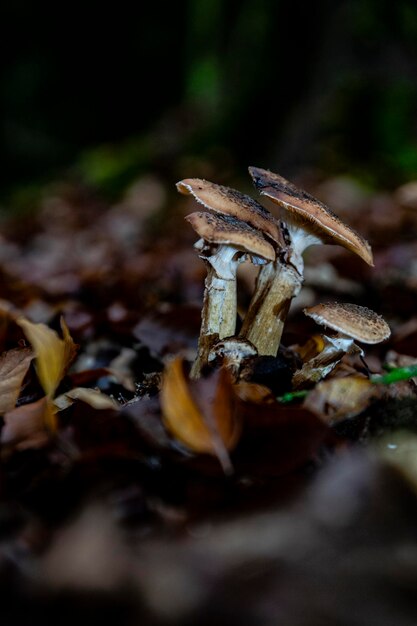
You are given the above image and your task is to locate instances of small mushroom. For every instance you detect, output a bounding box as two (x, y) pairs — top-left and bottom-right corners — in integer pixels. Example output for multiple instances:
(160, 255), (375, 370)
(240, 167), (374, 356)
(292, 302), (391, 388)
(185, 211), (275, 378)
(208, 337), (258, 381)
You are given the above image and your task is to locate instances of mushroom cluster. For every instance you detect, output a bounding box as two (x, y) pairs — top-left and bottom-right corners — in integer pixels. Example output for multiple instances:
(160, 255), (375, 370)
(177, 168), (388, 380)
(177, 179), (281, 378)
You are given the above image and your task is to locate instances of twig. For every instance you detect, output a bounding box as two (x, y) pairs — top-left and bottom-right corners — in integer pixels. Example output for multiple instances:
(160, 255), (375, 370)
(277, 390), (309, 404)
(370, 364), (417, 385)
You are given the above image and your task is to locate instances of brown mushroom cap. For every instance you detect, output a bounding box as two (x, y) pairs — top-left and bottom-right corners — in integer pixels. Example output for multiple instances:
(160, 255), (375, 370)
(185, 212), (275, 262)
(304, 302), (391, 344)
(248, 167), (373, 266)
(177, 178), (282, 245)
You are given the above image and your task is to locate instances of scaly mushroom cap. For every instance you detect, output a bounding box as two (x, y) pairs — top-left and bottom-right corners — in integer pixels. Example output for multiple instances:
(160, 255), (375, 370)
(185, 212), (275, 262)
(177, 178), (282, 245)
(304, 302), (391, 344)
(248, 167), (373, 266)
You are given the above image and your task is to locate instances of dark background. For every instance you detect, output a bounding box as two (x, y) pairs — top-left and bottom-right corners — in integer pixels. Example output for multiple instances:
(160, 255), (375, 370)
(2, 0), (417, 200)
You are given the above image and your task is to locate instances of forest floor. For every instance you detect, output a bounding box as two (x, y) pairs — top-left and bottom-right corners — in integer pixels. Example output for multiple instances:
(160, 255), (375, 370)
(0, 171), (417, 625)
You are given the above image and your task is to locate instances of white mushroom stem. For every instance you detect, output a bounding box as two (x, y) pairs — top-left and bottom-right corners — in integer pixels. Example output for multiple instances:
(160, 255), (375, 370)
(191, 243), (243, 378)
(292, 333), (363, 388)
(239, 258), (302, 356)
(285, 223), (322, 275)
(240, 222), (319, 357)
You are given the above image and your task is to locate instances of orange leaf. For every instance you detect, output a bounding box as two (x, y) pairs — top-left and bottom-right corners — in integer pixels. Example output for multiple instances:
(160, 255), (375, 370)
(304, 375), (379, 423)
(160, 357), (240, 469)
(17, 316), (77, 398)
(234, 381), (276, 404)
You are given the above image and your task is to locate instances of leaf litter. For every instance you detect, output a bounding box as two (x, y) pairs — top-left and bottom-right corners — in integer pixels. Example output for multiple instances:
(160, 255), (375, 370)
(0, 174), (416, 623)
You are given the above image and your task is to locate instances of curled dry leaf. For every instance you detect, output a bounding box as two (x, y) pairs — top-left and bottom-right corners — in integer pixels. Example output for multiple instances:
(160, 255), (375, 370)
(0, 347), (33, 414)
(234, 381), (276, 404)
(304, 375), (380, 423)
(17, 316), (77, 399)
(16, 316), (78, 431)
(160, 357), (240, 468)
(54, 387), (120, 411)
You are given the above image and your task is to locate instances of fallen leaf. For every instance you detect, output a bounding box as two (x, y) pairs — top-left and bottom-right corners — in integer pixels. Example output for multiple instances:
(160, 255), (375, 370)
(305, 375), (379, 423)
(2, 397), (52, 451)
(234, 382), (276, 404)
(54, 387), (120, 411)
(0, 347), (33, 414)
(17, 316), (77, 399)
(160, 358), (240, 469)
(108, 347), (137, 392)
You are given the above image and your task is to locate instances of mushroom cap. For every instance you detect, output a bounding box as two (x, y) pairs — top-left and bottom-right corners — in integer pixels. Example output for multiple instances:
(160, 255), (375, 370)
(304, 302), (391, 344)
(185, 212), (275, 261)
(248, 167), (373, 266)
(177, 178), (282, 245)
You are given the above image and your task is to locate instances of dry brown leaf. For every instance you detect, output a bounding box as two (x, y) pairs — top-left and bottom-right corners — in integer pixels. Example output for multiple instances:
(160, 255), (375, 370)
(160, 357), (240, 466)
(17, 316), (77, 398)
(0, 347), (33, 414)
(304, 375), (379, 423)
(54, 387), (120, 411)
(107, 347), (137, 392)
(234, 382), (276, 404)
(2, 397), (52, 451)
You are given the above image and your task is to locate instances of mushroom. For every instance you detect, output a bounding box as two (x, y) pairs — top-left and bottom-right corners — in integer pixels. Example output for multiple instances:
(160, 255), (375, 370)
(185, 211), (275, 378)
(239, 167), (374, 356)
(292, 302), (391, 388)
(208, 336), (258, 381)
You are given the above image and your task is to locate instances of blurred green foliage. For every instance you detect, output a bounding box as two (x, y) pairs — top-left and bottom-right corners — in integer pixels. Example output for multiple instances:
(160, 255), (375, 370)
(1, 0), (417, 202)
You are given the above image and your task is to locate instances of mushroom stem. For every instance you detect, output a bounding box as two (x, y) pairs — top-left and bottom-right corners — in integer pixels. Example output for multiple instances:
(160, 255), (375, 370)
(239, 259), (302, 356)
(191, 245), (241, 379)
(208, 337), (258, 381)
(185, 212), (275, 379)
(239, 216), (320, 357)
(242, 166), (375, 358)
